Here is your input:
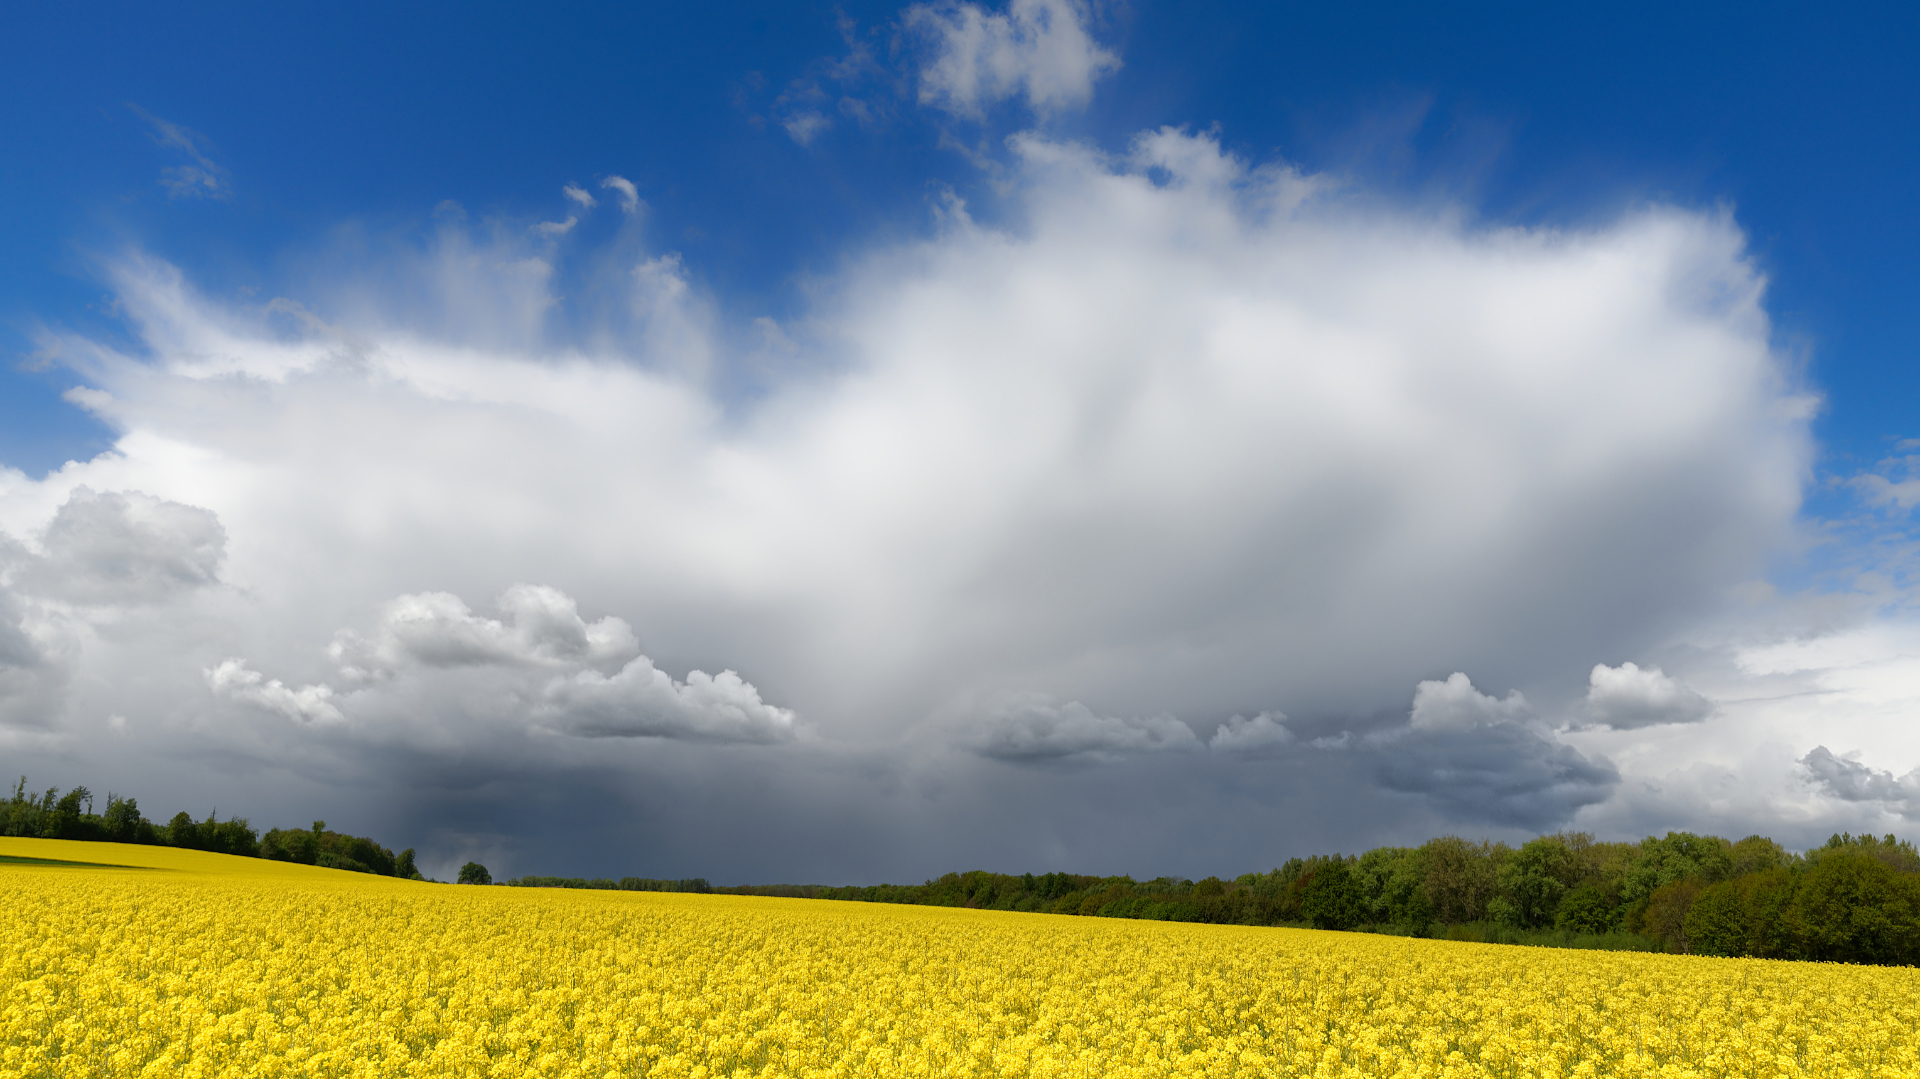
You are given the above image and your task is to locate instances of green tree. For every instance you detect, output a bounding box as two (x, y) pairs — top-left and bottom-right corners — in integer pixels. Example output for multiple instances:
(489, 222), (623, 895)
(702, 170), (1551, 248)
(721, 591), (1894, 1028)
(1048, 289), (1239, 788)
(1621, 832), (1733, 926)
(1301, 859), (1365, 930)
(1727, 835), (1792, 876)
(1788, 850), (1920, 965)
(1553, 883), (1619, 934)
(458, 862), (492, 885)
(1495, 836), (1581, 928)
(102, 795), (147, 843)
(167, 811), (200, 849)
(1641, 878), (1708, 952)
(1420, 836), (1507, 924)
(1806, 833), (1920, 875)
(1685, 867), (1795, 958)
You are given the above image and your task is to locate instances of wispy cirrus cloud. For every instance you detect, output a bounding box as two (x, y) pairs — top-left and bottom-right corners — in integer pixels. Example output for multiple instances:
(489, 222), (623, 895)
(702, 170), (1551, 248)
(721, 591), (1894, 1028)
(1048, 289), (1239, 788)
(130, 106), (231, 200)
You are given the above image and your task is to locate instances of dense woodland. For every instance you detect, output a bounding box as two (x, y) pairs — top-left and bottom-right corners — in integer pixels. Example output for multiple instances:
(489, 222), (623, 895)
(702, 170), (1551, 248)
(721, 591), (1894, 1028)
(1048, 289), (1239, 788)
(11, 775), (1919, 965)
(786, 831), (1920, 965)
(2, 778), (423, 880)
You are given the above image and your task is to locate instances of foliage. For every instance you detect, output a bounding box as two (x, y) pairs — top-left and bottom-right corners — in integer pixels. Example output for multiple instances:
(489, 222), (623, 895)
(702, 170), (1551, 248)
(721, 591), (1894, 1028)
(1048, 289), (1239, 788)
(457, 861), (492, 885)
(5, 776), (416, 880)
(809, 828), (1920, 966)
(1300, 858), (1366, 930)
(5, 836), (1919, 1077)
(260, 820), (419, 879)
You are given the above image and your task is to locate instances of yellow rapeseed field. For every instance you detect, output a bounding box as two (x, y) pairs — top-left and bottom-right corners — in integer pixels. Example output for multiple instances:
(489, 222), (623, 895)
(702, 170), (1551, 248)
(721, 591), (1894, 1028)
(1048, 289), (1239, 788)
(2, 837), (1916, 1078)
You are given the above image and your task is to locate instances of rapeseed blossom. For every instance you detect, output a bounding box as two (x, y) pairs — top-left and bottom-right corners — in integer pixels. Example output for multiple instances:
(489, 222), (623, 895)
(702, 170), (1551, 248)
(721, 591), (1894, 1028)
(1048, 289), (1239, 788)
(3, 836), (1916, 1077)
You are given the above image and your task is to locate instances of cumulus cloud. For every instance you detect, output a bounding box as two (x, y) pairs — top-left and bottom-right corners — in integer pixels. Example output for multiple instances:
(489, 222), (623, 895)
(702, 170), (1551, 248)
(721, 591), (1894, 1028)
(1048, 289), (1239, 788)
(1577, 661), (1714, 730)
(212, 585), (793, 746)
(562, 183), (597, 209)
(1801, 746), (1920, 819)
(28, 487), (225, 605)
(966, 694), (1199, 760)
(906, 0), (1119, 117)
(1408, 672), (1532, 731)
(1374, 674), (1617, 829)
(329, 586), (639, 682)
(4, 122), (1815, 872)
(1209, 711), (1293, 754)
(206, 659), (344, 725)
(540, 660), (797, 742)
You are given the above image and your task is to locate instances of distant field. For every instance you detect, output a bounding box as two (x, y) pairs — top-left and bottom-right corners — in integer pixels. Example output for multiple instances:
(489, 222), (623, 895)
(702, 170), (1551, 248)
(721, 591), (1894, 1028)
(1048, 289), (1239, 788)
(2, 837), (1916, 1078)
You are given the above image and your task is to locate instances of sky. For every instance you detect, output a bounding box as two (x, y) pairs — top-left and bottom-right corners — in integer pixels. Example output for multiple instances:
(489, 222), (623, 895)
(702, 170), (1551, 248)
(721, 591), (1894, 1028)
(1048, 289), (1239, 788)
(2, 1), (1919, 884)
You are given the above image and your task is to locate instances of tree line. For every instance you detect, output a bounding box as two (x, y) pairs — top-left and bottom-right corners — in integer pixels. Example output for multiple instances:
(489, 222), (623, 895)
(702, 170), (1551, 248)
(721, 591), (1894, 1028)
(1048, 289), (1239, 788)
(791, 831), (1920, 966)
(3, 778), (424, 881)
(13, 773), (1918, 965)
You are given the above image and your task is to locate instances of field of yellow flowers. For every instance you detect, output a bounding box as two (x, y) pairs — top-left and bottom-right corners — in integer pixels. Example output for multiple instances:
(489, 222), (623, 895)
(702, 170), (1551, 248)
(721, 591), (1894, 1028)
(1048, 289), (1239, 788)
(3, 837), (1917, 1078)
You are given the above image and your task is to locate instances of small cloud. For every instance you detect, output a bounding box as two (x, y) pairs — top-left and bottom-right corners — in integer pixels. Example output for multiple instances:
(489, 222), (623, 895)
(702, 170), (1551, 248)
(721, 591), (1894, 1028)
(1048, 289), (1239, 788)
(1209, 711), (1293, 754)
(534, 216), (578, 237)
(904, 0), (1120, 118)
(539, 660), (798, 743)
(1369, 673), (1617, 829)
(1849, 453), (1920, 511)
(228, 585), (795, 746)
(782, 110), (832, 146)
(965, 693), (1200, 761)
(206, 659), (344, 725)
(600, 176), (640, 214)
(1576, 661), (1714, 730)
(1408, 672), (1532, 731)
(328, 585), (638, 682)
(562, 183), (597, 209)
(1802, 746), (1920, 819)
(129, 106), (231, 200)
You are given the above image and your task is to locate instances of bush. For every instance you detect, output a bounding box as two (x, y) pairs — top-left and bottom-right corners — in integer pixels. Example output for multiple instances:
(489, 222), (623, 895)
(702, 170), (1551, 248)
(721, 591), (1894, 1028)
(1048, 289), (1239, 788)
(458, 862), (493, 886)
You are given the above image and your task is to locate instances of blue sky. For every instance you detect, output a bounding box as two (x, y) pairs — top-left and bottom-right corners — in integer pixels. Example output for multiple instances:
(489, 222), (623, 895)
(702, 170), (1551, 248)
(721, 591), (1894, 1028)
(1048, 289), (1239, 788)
(3, 2), (1920, 880)
(6, 2), (1917, 473)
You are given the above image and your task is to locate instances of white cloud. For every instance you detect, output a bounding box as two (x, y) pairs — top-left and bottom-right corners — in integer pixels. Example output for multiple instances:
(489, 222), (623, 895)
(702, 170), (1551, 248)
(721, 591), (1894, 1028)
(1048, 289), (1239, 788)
(534, 216), (578, 237)
(329, 585), (639, 682)
(1209, 711), (1293, 753)
(132, 108), (231, 200)
(5, 124), (1819, 861)
(540, 659), (797, 742)
(966, 694), (1199, 760)
(1578, 661), (1714, 729)
(213, 585), (791, 746)
(563, 183), (597, 209)
(1408, 672), (1533, 731)
(600, 176), (640, 213)
(905, 0), (1119, 117)
(206, 659), (344, 725)
(782, 110), (832, 146)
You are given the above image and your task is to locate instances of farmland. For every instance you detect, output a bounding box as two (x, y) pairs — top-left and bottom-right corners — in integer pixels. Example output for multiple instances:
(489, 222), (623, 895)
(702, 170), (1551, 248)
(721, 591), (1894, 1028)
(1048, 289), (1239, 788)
(3, 837), (1917, 1078)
